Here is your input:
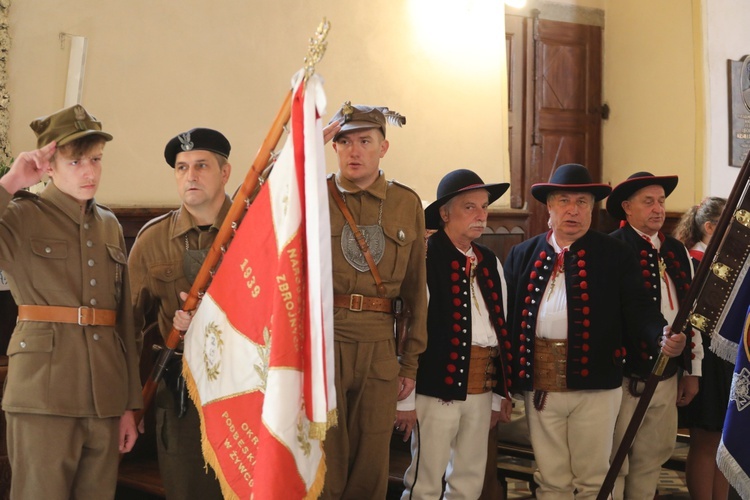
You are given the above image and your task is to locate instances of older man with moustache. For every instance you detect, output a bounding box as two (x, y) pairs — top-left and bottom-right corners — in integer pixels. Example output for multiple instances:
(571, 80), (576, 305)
(399, 169), (513, 499)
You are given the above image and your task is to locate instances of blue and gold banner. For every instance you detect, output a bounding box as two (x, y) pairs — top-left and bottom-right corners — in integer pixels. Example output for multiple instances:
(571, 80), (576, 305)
(718, 305), (750, 499)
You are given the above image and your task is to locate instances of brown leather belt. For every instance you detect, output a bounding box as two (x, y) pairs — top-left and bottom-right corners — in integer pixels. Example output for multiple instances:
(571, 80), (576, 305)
(17, 305), (117, 327)
(534, 337), (569, 392)
(333, 294), (393, 313)
(467, 345), (499, 394)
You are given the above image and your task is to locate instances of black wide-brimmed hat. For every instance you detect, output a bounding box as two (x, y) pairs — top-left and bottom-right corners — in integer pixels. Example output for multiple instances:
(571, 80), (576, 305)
(424, 169), (509, 229)
(530, 163), (611, 203)
(606, 171), (679, 220)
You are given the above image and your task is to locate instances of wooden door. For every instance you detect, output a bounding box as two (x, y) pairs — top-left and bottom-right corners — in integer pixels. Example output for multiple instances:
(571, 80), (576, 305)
(506, 15), (533, 210)
(527, 17), (603, 237)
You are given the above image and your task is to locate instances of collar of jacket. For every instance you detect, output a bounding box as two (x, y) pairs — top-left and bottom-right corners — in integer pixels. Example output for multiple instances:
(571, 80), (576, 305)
(170, 194), (232, 240)
(40, 181), (101, 223)
(334, 170), (387, 200)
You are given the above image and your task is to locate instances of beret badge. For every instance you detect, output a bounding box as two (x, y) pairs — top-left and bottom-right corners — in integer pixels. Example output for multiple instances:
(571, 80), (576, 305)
(178, 132), (194, 152)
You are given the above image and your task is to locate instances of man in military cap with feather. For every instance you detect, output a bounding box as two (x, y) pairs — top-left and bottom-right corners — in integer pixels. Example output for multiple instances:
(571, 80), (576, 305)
(320, 102), (428, 499)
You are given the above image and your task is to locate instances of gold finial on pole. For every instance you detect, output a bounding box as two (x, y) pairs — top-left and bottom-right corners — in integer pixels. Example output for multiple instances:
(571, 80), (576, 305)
(304, 18), (331, 80)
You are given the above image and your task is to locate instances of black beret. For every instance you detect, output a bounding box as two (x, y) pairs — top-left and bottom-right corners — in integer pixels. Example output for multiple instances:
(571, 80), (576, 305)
(164, 128), (231, 168)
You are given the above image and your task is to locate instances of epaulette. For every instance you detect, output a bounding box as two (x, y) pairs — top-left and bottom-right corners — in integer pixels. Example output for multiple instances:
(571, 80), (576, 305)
(95, 203), (115, 216)
(12, 190), (39, 201)
(136, 211), (175, 238)
(388, 179), (422, 202)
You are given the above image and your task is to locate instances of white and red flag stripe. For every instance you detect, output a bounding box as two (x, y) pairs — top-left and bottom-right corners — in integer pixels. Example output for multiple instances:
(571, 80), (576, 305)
(183, 70), (335, 500)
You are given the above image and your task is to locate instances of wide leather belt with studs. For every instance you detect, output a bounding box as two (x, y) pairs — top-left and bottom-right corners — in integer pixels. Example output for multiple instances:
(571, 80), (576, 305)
(333, 294), (393, 313)
(467, 345), (499, 394)
(18, 305), (117, 327)
(534, 337), (570, 392)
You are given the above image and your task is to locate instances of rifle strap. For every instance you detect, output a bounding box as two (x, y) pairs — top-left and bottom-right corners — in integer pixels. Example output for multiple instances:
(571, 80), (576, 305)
(327, 177), (387, 298)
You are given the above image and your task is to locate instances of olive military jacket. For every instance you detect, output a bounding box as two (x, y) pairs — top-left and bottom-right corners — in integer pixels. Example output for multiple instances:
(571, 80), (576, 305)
(128, 196), (232, 345)
(0, 182), (142, 418)
(328, 172), (428, 380)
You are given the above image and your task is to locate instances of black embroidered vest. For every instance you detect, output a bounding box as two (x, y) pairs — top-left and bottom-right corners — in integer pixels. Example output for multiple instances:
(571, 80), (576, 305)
(416, 230), (510, 401)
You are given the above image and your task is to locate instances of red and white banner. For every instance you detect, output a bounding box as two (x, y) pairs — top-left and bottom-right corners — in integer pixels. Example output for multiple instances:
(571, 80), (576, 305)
(183, 70), (335, 500)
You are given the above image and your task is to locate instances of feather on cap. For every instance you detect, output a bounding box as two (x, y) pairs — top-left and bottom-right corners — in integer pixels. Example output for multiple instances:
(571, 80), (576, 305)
(329, 101), (405, 140)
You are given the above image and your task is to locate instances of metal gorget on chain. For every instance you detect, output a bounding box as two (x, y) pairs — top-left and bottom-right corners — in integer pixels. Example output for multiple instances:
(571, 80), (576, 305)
(341, 223), (385, 272)
(183, 233), (209, 283)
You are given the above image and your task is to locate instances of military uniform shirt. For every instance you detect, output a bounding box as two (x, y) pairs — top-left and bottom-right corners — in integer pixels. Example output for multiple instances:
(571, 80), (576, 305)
(0, 182), (142, 417)
(128, 196), (232, 345)
(329, 172), (428, 379)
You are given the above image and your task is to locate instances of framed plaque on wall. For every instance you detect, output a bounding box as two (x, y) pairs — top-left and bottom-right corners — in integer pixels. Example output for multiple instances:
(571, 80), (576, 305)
(729, 56), (750, 167)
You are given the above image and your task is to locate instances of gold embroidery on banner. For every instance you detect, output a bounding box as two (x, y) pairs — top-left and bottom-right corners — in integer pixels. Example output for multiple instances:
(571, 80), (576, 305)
(203, 322), (224, 381)
(254, 326), (271, 392)
(297, 403), (312, 457)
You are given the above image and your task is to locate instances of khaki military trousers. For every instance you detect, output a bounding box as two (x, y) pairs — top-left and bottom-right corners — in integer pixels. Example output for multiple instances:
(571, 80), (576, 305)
(612, 375), (678, 500)
(154, 382), (223, 500)
(6, 412), (119, 500)
(321, 338), (400, 500)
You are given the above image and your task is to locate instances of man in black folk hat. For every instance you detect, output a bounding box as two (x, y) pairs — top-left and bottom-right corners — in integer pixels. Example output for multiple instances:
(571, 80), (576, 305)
(0, 105), (142, 498)
(128, 128), (233, 500)
(398, 169), (513, 498)
(503, 163), (687, 500)
(321, 102), (428, 499)
(607, 172), (703, 500)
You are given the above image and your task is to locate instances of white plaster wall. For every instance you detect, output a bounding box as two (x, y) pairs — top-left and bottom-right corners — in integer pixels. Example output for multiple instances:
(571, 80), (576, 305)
(7, 1), (509, 208)
(704, 0), (750, 198)
(601, 0), (697, 211)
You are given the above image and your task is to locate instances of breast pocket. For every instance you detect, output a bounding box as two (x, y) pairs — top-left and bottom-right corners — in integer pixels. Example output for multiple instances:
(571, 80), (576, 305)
(380, 225), (416, 282)
(5, 329), (54, 408)
(30, 238), (68, 291)
(149, 262), (184, 299)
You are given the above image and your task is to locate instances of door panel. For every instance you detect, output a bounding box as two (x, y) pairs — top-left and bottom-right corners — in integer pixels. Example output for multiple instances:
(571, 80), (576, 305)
(529, 18), (603, 237)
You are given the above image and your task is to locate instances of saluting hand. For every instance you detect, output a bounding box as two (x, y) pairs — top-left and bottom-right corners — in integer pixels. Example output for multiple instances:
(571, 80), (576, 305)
(0, 141), (56, 194)
(322, 120), (342, 145)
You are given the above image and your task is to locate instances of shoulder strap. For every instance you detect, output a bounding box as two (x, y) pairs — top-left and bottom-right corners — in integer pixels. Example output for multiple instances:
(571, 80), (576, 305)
(327, 177), (387, 297)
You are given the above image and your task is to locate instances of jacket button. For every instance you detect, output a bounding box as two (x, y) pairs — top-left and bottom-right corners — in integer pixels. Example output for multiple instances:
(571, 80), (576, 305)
(90, 298), (97, 306)
(88, 259), (95, 267)
(19, 341), (26, 349)
(45, 247), (51, 253)
(93, 334), (100, 341)
(84, 223), (90, 230)
(90, 279), (97, 287)
(86, 240), (93, 248)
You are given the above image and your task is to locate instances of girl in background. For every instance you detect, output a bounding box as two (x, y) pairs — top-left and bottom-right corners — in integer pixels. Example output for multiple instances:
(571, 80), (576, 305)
(674, 197), (733, 500)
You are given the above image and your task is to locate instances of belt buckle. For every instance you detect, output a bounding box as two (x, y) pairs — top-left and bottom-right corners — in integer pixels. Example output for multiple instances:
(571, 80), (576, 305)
(349, 294), (364, 312)
(78, 306), (93, 326)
